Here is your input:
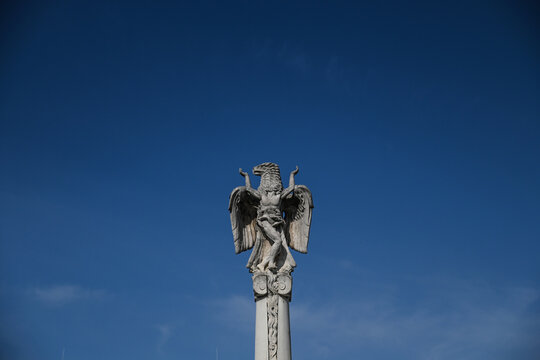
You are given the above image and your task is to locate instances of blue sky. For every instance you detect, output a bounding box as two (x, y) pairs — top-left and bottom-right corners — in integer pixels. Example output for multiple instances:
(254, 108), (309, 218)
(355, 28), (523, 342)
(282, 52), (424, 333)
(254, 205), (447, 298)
(1, 1), (539, 359)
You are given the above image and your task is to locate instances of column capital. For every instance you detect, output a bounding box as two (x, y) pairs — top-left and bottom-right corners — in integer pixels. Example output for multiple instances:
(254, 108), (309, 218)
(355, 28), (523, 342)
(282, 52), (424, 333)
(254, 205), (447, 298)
(252, 272), (293, 301)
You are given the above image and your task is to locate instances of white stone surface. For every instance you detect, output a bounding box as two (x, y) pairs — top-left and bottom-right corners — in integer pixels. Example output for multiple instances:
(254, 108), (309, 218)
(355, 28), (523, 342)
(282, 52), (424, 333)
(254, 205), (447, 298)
(229, 162), (313, 273)
(277, 296), (291, 360)
(255, 298), (269, 360)
(252, 272), (293, 360)
(230, 163), (313, 360)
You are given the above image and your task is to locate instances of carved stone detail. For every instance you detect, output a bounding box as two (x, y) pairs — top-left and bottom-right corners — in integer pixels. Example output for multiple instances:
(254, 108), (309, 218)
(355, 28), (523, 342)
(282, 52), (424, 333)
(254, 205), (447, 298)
(252, 272), (293, 300)
(233, 163), (310, 360)
(229, 163), (313, 273)
(270, 274), (292, 300)
(252, 272), (292, 360)
(253, 273), (268, 298)
(267, 293), (278, 360)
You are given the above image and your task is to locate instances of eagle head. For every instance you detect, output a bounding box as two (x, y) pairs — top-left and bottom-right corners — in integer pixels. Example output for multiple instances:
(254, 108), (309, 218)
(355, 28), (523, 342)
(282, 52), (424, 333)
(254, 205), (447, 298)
(253, 162), (283, 191)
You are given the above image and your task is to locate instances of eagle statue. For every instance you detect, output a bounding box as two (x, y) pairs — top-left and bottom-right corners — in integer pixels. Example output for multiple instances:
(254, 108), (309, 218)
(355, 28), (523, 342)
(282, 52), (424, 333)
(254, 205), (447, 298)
(228, 162), (313, 273)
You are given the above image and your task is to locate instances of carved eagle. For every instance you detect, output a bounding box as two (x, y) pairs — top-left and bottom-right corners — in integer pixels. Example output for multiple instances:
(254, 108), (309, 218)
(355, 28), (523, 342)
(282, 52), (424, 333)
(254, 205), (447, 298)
(228, 163), (313, 270)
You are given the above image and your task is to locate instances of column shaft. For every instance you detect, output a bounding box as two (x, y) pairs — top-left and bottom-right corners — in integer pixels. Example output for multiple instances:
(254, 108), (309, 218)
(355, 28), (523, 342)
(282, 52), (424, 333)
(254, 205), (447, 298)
(277, 296), (291, 360)
(254, 298), (269, 360)
(253, 272), (292, 360)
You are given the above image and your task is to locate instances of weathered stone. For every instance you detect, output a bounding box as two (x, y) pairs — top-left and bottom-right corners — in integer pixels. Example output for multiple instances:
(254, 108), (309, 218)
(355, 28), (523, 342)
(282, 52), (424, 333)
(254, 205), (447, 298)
(229, 163), (313, 273)
(229, 163), (313, 360)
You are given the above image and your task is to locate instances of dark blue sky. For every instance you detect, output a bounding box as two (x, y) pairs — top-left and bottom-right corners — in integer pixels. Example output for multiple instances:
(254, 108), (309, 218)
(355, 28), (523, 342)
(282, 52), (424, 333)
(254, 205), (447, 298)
(1, 1), (539, 359)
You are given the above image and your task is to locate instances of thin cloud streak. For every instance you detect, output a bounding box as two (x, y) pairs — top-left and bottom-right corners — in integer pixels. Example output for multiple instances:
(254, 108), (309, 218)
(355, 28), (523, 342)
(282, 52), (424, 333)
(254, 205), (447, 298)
(250, 39), (311, 74)
(210, 294), (254, 332)
(216, 279), (540, 360)
(291, 282), (540, 360)
(155, 324), (174, 353)
(33, 285), (108, 305)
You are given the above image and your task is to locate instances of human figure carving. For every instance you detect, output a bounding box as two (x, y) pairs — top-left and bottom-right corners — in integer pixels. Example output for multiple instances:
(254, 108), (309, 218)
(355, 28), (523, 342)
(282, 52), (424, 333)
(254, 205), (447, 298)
(229, 163), (313, 273)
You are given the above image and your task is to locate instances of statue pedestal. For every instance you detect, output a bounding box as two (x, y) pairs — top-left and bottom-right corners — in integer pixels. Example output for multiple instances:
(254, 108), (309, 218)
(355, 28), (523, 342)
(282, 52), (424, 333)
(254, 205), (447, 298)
(252, 272), (292, 360)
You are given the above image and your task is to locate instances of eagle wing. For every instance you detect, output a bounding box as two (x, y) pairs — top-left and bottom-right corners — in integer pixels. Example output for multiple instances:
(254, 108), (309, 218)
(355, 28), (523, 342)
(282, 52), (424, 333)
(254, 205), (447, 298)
(228, 186), (259, 254)
(283, 185), (313, 254)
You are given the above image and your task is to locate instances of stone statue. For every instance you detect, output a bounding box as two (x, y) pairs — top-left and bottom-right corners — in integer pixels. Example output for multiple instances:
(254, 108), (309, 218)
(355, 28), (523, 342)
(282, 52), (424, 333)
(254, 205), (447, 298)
(229, 162), (313, 360)
(229, 162), (313, 274)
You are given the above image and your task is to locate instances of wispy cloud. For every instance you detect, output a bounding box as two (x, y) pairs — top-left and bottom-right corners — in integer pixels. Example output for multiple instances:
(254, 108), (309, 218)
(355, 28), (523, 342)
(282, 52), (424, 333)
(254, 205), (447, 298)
(213, 274), (540, 360)
(250, 39), (311, 74)
(33, 285), (108, 305)
(290, 281), (540, 360)
(155, 324), (174, 352)
(211, 294), (254, 332)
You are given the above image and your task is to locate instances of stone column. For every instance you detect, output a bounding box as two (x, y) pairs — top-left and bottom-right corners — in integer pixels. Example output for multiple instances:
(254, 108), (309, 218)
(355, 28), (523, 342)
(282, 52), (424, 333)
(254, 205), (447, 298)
(253, 272), (293, 360)
(254, 297), (269, 360)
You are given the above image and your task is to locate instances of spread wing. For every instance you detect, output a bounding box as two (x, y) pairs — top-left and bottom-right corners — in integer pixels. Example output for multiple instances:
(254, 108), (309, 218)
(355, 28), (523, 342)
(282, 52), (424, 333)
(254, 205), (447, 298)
(283, 185), (313, 254)
(228, 186), (259, 254)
